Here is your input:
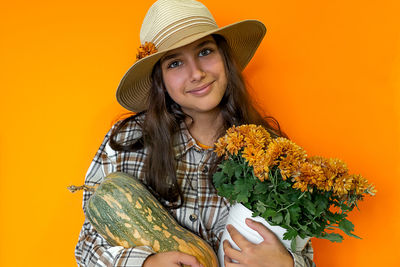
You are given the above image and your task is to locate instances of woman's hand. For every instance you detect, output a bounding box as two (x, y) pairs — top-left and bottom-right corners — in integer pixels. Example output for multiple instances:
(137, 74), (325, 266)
(143, 251), (204, 267)
(223, 218), (294, 267)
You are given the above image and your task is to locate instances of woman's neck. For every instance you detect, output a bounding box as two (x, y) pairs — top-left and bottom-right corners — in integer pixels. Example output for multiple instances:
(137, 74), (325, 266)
(184, 109), (224, 147)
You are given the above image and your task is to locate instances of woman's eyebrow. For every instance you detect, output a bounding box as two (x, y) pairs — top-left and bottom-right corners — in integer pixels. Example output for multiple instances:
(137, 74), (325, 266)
(160, 40), (215, 63)
(161, 52), (181, 63)
(195, 40), (215, 49)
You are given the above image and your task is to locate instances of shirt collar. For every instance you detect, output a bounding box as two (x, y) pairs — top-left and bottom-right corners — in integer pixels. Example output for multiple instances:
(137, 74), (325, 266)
(173, 120), (213, 159)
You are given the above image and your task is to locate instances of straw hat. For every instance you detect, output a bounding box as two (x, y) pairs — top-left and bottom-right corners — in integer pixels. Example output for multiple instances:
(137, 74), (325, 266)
(116, 0), (266, 112)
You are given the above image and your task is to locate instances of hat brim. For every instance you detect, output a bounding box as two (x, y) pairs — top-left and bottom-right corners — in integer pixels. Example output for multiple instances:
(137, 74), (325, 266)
(116, 20), (266, 112)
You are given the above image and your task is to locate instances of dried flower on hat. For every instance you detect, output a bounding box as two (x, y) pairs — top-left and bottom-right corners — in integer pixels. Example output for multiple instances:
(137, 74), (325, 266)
(136, 42), (158, 61)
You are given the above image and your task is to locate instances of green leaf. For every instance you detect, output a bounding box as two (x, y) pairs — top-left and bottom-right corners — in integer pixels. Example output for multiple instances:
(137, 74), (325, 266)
(254, 181), (269, 194)
(310, 220), (321, 230)
(278, 194), (288, 202)
(315, 194), (329, 214)
(346, 232), (361, 239)
(232, 178), (252, 204)
(338, 219), (361, 239)
(262, 208), (276, 219)
(271, 212), (283, 224)
(283, 228), (298, 240)
(278, 180), (292, 190)
(325, 211), (344, 223)
(321, 233), (343, 242)
(288, 205), (301, 224)
(303, 199), (316, 216)
(290, 238), (297, 252)
(219, 184), (234, 198)
(285, 212), (291, 225)
(222, 160), (236, 177)
(256, 201), (266, 214)
(234, 164), (243, 178)
(212, 171), (225, 188)
(297, 223), (308, 232)
(338, 219), (354, 234)
(234, 178), (252, 193)
(236, 190), (249, 203)
(250, 193), (266, 203)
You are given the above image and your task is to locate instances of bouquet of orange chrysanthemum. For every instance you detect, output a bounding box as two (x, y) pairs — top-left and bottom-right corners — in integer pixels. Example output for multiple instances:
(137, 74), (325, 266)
(213, 124), (376, 250)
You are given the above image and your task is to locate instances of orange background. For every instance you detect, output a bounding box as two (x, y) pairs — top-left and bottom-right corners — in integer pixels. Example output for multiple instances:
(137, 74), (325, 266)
(1, 0), (399, 266)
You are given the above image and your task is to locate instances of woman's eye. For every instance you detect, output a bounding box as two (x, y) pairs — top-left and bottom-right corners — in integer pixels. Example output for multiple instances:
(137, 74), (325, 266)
(199, 48), (212, 57)
(168, 60), (182, 69)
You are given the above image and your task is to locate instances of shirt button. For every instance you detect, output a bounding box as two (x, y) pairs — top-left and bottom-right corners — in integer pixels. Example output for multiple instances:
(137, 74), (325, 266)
(202, 165), (209, 173)
(189, 214), (198, 222)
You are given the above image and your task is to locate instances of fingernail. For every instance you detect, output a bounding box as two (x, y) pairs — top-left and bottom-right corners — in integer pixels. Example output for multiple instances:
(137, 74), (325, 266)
(226, 224), (232, 231)
(246, 218), (254, 224)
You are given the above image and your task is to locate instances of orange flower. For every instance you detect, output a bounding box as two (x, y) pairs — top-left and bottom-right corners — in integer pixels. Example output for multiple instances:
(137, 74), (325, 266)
(225, 131), (244, 155)
(292, 162), (324, 192)
(265, 138), (307, 180)
(302, 162), (324, 185)
(242, 145), (264, 166)
(333, 174), (354, 196)
(214, 124), (273, 182)
(351, 174), (376, 195)
(243, 147), (270, 181)
(240, 124), (271, 149)
(292, 179), (309, 192)
(308, 156), (328, 168)
(136, 42), (158, 61)
(214, 135), (228, 157)
(306, 157), (333, 191)
(214, 124), (270, 157)
(324, 158), (349, 179)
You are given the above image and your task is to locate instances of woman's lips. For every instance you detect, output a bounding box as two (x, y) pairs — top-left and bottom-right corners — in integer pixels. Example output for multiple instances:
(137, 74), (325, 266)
(187, 81), (214, 96)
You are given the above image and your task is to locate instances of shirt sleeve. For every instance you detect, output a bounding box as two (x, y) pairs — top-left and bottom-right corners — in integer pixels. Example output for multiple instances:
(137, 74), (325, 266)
(289, 239), (315, 267)
(74, 126), (155, 267)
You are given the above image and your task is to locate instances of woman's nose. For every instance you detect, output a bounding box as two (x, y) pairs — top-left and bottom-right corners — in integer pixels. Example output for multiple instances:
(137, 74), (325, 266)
(189, 60), (206, 82)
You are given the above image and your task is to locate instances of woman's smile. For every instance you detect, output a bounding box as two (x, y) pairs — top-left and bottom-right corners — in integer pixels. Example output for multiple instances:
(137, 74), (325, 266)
(186, 81), (215, 96)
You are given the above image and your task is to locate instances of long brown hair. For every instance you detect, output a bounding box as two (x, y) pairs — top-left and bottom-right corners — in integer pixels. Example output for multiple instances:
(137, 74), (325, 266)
(109, 34), (286, 208)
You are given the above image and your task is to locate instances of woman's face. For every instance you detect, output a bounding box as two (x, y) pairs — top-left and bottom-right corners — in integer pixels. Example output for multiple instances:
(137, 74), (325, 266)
(160, 35), (227, 117)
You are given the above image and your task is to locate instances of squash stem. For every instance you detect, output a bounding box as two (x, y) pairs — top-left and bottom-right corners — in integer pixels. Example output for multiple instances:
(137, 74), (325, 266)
(67, 184), (98, 193)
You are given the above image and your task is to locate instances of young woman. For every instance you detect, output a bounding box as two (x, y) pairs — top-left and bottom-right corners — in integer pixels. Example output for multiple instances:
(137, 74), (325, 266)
(75, 0), (315, 266)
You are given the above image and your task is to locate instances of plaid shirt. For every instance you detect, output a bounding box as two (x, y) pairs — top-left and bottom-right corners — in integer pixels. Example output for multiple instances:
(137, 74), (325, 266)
(75, 113), (315, 267)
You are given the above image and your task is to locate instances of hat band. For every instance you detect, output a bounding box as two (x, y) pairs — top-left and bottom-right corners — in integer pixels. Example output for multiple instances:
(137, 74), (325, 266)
(149, 17), (218, 50)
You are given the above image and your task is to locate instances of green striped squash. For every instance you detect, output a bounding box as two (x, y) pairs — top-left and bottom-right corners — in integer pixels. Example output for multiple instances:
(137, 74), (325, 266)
(85, 172), (218, 267)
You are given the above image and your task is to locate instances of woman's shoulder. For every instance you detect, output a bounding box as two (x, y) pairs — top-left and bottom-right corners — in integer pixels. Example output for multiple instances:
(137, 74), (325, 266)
(108, 112), (146, 144)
